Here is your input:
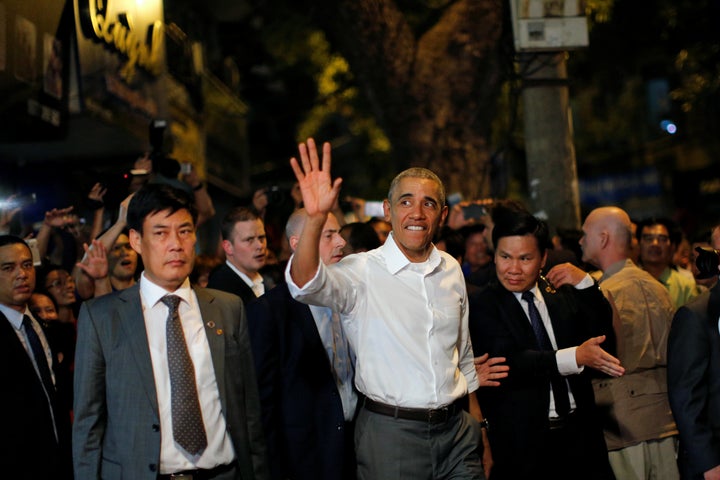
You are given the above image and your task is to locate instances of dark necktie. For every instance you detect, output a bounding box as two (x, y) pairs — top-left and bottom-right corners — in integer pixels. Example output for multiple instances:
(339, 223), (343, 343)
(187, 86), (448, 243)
(22, 315), (55, 398)
(161, 295), (208, 456)
(521, 291), (571, 416)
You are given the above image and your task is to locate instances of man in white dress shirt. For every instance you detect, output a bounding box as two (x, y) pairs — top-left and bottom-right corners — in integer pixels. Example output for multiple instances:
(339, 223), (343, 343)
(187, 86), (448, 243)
(285, 138), (491, 479)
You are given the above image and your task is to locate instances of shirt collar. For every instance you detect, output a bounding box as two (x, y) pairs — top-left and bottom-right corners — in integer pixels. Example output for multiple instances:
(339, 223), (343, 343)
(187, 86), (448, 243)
(598, 258), (633, 283)
(139, 272), (193, 308)
(382, 231), (442, 275)
(657, 266), (672, 285)
(0, 303), (36, 329)
(512, 284), (540, 302)
(226, 260), (263, 289)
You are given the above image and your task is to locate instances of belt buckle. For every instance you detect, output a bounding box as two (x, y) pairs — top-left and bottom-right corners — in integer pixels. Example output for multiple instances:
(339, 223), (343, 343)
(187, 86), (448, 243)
(428, 406), (448, 423)
(170, 475), (194, 480)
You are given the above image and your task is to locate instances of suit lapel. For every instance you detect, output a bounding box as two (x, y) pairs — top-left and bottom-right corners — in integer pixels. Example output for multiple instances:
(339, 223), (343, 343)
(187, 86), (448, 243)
(541, 286), (571, 348)
(494, 285), (537, 346)
(117, 285), (159, 411)
(195, 288), (228, 413)
(285, 284), (326, 351)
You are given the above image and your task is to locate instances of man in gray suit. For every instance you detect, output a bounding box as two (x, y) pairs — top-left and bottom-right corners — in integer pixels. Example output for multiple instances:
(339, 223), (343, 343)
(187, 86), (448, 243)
(73, 183), (268, 480)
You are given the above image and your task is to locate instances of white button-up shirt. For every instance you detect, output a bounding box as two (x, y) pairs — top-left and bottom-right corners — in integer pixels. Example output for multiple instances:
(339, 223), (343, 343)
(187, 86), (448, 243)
(287, 232), (478, 409)
(139, 274), (235, 473)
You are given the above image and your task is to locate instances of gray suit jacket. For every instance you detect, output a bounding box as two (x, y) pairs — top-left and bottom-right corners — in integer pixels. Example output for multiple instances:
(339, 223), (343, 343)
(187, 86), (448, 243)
(73, 284), (268, 480)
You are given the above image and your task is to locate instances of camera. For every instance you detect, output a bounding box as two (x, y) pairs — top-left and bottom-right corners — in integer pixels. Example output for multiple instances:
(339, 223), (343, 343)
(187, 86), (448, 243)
(149, 119), (167, 162)
(462, 204), (487, 220)
(267, 186), (286, 204)
(695, 246), (720, 279)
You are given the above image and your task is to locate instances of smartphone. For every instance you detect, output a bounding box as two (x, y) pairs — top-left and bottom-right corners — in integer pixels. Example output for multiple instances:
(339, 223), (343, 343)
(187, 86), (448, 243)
(364, 201), (385, 218)
(0, 193), (36, 210)
(462, 204), (486, 220)
(26, 238), (42, 266)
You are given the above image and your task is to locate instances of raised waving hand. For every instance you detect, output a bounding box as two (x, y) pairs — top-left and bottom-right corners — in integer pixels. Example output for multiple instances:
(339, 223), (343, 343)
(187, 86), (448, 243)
(289, 138), (342, 217)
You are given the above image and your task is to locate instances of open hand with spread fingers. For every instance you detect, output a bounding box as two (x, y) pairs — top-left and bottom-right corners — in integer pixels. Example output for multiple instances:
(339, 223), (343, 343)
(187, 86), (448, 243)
(289, 138), (342, 217)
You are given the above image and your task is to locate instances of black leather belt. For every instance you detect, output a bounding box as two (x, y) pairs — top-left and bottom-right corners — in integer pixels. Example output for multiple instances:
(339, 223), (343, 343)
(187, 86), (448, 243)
(364, 397), (462, 424)
(548, 410), (578, 430)
(158, 462), (235, 480)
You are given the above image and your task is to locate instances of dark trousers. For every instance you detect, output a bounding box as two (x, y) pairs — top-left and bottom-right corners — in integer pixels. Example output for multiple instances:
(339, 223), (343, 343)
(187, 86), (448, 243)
(541, 413), (615, 480)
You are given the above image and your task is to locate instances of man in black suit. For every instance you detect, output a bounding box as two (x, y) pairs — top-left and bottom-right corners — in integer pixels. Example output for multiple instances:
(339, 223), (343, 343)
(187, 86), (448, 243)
(668, 249), (720, 480)
(73, 184), (268, 480)
(469, 209), (623, 480)
(208, 207), (268, 305)
(247, 208), (357, 480)
(0, 235), (72, 479)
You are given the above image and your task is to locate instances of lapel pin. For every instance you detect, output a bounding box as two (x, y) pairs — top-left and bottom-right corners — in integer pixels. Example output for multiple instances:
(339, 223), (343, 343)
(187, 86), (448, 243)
(216, 329), (223, 336)
(206, 321), (216, 328)
(539, 274), (556, 294)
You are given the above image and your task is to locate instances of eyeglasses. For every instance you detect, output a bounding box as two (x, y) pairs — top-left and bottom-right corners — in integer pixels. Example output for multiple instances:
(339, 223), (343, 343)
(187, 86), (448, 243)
(641, 234), (670, 244)
(46, 276), (75, 289)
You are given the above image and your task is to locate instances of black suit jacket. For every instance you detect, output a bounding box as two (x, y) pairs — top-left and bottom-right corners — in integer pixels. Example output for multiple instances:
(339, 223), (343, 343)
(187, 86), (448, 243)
(208, 263), (258, 306)
(668, 280), (720, 479)
(246, 282), (354, 480)
(469, 278), (614, 479)
(0, 311), (72, 479)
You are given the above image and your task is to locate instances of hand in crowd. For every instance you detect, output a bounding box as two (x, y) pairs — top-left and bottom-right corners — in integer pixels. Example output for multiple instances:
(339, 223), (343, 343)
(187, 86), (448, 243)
(87, 182), (107, 203)
(181, 164), (201, 188)
(134, 152), (152, 173)
(345, 196), (366, 220)
(76, 239), (109, 281)
(474, 353), (509, 387)
(545, 262), (589, 288)
(289, 138), (342, 217)
(43, 206), (76, 229)
(446, 202), (476, 230)
(118, 193), (134, 225)
(0, 195), (21, 230)
(576, 335), (625, 377)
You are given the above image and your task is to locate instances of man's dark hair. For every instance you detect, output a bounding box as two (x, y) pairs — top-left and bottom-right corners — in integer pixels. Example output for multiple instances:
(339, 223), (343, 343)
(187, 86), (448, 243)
(492, 209), (550, 255)
(340, 222), (381, 252)
(126, 183), (197, 234)
(636, 217), (682, 246)
(489, 199), (530, 226)
(459, 223), (486, 241)
(0, 234), (30, 252)
(220, 207), (262, 241)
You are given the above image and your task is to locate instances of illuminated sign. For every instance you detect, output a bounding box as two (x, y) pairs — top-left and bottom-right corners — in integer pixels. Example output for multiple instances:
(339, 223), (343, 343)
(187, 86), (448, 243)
(76, 0), (164, 79)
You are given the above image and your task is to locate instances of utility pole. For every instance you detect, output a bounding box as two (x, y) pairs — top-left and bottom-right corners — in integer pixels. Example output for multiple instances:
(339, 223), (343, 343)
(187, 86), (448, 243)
(521, 52), (581, 230)
(507, 0), (588, 230)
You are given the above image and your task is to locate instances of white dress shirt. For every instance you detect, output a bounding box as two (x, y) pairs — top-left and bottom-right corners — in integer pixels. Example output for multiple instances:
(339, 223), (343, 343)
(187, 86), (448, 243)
(287, 232), (479, 409)
(226, 260), (264, 297)
(514, 279), (593, 418)
(139, 273), (235, 473)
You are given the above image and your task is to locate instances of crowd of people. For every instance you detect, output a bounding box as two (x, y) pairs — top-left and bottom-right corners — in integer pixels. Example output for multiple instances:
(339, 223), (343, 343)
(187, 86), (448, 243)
(1, 138), (719, 480)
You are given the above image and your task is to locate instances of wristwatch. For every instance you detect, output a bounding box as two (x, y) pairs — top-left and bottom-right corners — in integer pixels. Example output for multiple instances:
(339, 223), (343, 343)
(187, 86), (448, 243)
(479, 418), (490, 431)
